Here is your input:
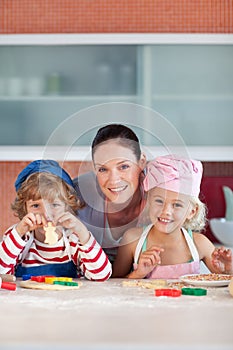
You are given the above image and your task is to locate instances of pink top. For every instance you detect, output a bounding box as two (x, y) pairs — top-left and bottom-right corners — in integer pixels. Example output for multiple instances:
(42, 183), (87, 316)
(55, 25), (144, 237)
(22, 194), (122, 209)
(133, 224), (200, 279)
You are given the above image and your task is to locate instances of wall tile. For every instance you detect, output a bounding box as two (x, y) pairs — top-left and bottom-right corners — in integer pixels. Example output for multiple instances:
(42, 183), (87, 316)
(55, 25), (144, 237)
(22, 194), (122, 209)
(1, 0), (232, 34)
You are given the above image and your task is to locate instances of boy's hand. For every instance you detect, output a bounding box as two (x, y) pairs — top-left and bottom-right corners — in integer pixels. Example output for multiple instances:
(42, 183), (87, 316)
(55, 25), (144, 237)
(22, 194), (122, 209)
(56, 212), (90, 245)
(211, 246), (233, 274)
(16, 213), (47, 237)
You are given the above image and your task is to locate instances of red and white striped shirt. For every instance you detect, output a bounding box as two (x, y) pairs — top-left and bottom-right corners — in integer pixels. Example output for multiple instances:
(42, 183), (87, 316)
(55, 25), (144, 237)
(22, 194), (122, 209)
(0, 226), (112, 281)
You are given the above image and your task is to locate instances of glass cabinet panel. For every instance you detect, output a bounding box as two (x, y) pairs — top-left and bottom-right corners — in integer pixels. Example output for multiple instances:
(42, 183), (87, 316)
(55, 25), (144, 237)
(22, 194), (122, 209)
(0, 41), (232, 146)
(149, 45), (233, 146)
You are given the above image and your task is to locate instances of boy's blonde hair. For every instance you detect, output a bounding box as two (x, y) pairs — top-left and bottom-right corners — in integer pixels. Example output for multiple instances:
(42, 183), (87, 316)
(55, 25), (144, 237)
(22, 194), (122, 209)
(12, 172), (83, 220)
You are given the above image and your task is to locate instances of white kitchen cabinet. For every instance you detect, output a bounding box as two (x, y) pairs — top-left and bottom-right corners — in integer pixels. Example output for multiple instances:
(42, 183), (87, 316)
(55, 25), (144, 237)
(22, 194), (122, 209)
(0, 34), (233, 147)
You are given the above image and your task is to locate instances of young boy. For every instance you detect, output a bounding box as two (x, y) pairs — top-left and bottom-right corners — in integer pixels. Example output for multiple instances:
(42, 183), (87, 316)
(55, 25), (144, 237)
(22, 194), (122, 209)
(0, 159), (112, 280)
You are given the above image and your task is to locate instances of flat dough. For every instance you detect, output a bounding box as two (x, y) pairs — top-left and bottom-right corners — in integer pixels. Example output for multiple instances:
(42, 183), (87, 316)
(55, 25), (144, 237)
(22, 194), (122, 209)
(122, 279), (168, 289)
(20, 280), (81, 291)
(44, 222), (59, 245)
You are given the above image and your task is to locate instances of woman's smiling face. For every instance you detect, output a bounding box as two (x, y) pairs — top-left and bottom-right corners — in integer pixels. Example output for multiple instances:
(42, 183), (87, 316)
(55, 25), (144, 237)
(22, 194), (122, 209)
(93, 141), (145, 204)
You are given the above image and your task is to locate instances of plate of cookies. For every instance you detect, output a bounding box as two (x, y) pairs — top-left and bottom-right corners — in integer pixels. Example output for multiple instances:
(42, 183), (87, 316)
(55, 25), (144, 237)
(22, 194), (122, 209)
(180, 273), (233, 287)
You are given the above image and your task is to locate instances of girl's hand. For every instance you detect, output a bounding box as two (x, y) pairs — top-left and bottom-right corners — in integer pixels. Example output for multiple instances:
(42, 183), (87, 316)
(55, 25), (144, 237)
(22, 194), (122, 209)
(16, 213), (47, 237)
(130, 245), (164, 279)
(211, 246), (233, 274)
(56, 212), (90, 245)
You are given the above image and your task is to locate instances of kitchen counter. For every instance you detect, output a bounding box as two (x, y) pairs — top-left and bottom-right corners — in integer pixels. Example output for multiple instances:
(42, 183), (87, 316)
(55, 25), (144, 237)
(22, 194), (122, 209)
(1, 278), (233, 350)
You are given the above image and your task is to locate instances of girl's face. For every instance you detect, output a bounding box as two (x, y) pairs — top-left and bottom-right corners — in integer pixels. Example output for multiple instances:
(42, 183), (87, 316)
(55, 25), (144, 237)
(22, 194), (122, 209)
(26, 197), (66, 223)
(93, 141), (145, 204)
(148, 187), (196, 234)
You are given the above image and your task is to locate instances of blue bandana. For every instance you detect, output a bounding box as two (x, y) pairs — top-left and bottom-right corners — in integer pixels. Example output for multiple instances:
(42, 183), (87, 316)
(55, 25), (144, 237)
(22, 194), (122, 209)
(15, 159), (74, 191)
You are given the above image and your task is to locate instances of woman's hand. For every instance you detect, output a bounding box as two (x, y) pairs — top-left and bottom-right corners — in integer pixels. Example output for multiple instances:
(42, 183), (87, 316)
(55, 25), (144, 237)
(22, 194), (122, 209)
(16, 213), (47, 237)
(211, 246), (233, 274)
(129, 245), (164, 279)
(56, 212), (90, 245)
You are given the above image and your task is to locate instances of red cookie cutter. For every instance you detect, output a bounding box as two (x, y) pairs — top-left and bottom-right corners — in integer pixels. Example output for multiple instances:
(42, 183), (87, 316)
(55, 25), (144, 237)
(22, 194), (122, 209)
(31, 275), (55, 283)
(155, 288), (181, 297)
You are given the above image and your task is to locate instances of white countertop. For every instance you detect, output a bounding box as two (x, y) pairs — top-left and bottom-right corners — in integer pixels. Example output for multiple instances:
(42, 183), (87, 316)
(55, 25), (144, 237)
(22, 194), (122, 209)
(0, 146), (233, 161)
(1, 278), (233, 350)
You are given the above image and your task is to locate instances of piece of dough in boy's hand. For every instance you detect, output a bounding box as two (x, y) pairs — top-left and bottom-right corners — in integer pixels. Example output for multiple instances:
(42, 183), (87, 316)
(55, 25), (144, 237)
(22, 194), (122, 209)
(44, 222), (58, 245)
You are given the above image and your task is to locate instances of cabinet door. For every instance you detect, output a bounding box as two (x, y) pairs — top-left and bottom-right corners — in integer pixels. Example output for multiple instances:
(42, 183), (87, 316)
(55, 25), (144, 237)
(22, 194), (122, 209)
(145, 44), (233, 146)
(0, 43), (232, 147)
(0, 45), (139, 145)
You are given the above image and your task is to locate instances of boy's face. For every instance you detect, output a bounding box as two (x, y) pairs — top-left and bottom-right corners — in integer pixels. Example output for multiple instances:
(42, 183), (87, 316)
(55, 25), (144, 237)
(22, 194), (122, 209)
(26, 197), (66, 223)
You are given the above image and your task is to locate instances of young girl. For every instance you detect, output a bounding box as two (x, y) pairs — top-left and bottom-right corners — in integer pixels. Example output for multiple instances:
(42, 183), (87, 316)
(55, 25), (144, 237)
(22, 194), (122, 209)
(112, 155), (233, 278)
(0, 160), (112, 281)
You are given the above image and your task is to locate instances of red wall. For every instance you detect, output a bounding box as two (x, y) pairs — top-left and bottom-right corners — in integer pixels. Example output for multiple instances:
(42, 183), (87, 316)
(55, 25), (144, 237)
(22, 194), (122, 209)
(201, 176), (233, 242)
(1, 0), (232, 34)
(200, 162), (233, 242)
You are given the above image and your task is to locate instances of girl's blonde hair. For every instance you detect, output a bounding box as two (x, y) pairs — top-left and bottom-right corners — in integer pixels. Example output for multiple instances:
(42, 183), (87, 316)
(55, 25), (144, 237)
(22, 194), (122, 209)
(11, 172), (83, 220)
(183, 197), (207, 232)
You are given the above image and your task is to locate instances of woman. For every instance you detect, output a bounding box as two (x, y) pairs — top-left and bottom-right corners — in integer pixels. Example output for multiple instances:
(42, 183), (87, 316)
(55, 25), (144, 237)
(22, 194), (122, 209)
(73, 124), (148, 263)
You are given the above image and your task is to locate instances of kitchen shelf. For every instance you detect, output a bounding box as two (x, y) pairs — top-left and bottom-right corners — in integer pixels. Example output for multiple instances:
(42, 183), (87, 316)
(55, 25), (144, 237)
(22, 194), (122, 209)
(0, 95), (138, 101)
(1, 145), (233, 162)
(152, 94), (233, 101)
(1, 33), (233, 45)
(1, 94), (232, 102)
(2, 94), (233, 100)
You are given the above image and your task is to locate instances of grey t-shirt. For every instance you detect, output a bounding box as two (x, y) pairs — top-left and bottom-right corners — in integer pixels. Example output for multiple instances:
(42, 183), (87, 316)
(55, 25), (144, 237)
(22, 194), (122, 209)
(73, 171), (148, 263)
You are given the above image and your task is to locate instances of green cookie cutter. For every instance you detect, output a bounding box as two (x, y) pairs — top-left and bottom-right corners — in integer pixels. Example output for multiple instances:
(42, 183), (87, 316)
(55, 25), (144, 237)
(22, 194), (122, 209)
(182, 287), (207, 296)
